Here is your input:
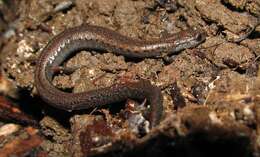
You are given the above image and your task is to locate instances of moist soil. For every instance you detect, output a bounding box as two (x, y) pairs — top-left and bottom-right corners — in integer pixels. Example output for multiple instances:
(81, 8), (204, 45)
(0, 0), (260, 157)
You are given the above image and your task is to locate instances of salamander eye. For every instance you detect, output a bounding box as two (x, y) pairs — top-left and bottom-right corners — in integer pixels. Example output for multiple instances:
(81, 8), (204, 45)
(196, 34), (203, 41)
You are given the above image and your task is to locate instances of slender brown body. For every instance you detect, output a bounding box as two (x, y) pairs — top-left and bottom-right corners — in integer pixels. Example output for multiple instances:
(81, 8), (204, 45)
(35, 24), (206, 127)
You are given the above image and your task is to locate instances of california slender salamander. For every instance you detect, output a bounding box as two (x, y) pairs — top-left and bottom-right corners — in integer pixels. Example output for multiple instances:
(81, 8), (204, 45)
(35, 24), (206, 127)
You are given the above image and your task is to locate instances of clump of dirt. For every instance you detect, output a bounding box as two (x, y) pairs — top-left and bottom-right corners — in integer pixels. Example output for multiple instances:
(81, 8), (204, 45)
(0, 0), (259, 157)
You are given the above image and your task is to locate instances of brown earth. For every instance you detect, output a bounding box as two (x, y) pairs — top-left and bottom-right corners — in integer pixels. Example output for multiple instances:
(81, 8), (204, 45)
(0, 0), (260, 157)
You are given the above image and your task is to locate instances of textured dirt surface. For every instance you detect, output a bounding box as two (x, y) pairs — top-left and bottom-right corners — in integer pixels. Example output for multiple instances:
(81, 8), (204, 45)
(0, 0), (260, 157)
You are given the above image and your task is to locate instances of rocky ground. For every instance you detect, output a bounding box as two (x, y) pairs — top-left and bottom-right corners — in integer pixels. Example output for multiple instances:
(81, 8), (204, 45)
(0, 0), (259, 156)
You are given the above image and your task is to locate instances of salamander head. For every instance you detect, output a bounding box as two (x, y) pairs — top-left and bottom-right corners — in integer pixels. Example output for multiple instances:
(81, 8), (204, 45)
(170, 28), (206, 53)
